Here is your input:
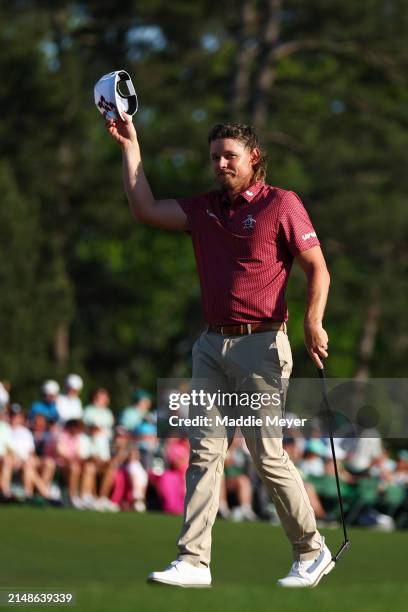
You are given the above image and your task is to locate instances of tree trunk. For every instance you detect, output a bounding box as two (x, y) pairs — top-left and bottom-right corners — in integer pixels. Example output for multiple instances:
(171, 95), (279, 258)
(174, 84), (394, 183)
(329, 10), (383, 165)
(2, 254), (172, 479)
(230, 0), (258, 117)
(250, 0), (283, 129)
(355, 296), (381, 381)
(55, 322), (69, 366)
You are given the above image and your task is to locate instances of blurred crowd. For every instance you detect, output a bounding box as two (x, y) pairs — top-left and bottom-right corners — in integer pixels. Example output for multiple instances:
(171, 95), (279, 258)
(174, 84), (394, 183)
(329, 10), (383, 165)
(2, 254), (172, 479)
(1, 377), (407, 530)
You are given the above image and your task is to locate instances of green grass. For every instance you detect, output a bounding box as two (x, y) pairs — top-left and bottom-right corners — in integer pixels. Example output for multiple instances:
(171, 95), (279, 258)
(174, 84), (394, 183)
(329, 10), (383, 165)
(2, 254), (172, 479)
(0, 507), (407, 611)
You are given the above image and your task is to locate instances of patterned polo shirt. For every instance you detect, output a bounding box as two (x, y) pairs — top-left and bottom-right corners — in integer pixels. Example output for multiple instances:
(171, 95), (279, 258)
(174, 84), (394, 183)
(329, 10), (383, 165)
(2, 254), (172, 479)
(178, 181), (320, 325)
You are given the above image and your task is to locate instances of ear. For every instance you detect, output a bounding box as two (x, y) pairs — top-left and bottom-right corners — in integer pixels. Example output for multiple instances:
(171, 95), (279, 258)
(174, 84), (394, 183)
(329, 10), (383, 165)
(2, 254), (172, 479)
(250, 147), (261, 166)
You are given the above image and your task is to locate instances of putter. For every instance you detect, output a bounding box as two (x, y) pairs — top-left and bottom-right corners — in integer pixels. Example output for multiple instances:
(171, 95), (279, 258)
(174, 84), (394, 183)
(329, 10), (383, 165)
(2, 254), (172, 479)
(318, 366), (351, 563)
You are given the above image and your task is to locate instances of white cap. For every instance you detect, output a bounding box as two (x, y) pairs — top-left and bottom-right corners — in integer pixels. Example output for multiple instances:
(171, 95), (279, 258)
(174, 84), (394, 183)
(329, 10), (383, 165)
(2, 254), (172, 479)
(65, 374), (83, 392)
(42, 380), (60, 396)
(94, 70), (138, 120)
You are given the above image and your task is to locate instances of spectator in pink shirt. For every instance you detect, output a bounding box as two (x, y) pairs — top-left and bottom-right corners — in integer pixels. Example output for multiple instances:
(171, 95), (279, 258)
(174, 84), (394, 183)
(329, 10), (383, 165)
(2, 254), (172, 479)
(154, 438), (189, 515)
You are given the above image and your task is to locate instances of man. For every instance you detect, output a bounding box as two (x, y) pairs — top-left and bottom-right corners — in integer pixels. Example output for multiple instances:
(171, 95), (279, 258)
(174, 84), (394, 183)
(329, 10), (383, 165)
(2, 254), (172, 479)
(106, 114), (332, 588)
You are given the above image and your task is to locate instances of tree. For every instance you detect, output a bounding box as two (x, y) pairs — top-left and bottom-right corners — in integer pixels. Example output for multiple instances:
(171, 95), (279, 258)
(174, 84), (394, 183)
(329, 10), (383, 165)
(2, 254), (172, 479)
(2, 0), (408, 408)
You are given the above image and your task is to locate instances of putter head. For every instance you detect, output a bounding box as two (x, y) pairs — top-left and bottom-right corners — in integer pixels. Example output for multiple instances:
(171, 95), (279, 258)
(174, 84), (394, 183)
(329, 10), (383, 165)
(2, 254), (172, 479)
(94, 70), (138, 121)
(333, 539), (351, 563)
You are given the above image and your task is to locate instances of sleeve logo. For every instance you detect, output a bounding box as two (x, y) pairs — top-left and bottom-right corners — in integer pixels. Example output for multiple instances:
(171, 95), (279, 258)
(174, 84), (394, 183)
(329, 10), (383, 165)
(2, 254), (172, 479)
(301, 231), (317, 241)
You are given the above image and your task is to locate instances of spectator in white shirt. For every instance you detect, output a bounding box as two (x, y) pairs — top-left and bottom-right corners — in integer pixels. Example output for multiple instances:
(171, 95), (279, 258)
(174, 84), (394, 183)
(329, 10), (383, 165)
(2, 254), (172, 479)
(56, 374), (84, 424)
(6, 405), (51, 499)
(0, 406), (13, 497)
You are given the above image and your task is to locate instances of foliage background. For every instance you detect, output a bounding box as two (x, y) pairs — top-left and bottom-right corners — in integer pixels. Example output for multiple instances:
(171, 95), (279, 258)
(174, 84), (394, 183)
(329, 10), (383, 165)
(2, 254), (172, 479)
(1, 0), (407, 408)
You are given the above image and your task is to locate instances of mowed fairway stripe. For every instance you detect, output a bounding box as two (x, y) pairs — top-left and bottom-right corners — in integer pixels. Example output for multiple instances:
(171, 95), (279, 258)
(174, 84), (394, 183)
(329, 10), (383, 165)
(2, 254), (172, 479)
(0, 507), (407, 612)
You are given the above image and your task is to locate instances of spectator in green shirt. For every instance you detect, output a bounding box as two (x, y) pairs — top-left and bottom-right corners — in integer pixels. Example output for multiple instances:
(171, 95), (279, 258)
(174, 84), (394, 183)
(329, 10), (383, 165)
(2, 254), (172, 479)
(119, 389), (152, 433)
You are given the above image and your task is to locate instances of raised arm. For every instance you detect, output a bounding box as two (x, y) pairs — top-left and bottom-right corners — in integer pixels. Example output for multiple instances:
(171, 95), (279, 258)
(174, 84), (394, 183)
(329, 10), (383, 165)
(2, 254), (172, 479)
(106, 114), (188, 231)
(295, 246), (331, 369)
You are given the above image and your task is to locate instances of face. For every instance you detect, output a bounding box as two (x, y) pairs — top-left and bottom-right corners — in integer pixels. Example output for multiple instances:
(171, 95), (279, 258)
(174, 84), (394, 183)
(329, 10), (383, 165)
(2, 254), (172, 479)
(138, 397), (152, 412)
(33, 414), (47, 430)
(11, 412), (25, 426)
(210, 138), (260, 194)
(93, 389), (110, 407)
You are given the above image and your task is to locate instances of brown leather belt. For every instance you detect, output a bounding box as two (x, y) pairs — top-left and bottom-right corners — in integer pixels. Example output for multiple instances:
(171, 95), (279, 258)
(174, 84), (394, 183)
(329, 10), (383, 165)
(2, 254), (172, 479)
(208, 321), (286, 336)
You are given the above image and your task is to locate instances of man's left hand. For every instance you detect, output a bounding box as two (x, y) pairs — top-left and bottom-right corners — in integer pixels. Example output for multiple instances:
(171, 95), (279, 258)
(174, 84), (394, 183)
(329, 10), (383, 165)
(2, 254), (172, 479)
(304, 322), (329, 369)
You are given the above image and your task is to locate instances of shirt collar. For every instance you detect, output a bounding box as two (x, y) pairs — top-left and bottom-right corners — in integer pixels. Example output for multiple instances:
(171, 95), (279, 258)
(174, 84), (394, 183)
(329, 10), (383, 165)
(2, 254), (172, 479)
(220, 180), (265, 206)
(240, 181), (265, 202)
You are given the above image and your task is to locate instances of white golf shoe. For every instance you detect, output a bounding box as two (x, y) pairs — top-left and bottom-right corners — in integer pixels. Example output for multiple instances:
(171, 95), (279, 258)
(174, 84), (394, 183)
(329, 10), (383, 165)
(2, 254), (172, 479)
(277, 538), (335, 588)
(147, 560), (211, 588)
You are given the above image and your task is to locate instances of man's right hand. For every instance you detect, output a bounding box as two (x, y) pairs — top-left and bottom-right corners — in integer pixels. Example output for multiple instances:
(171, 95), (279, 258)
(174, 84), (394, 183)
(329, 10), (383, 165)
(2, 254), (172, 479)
(106, 112), (137, 149)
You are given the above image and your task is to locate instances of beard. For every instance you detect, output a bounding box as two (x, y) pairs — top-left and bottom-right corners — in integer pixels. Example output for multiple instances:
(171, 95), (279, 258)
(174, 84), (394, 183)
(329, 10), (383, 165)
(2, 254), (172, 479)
(216, 172), (236, 187)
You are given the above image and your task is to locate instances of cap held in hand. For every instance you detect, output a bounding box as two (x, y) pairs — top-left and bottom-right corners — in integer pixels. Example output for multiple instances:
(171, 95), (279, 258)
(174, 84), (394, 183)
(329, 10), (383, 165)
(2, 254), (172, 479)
(94, 70), (138, 121)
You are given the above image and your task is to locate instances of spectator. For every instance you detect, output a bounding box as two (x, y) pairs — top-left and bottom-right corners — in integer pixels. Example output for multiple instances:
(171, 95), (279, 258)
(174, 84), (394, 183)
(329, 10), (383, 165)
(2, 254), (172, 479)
(128, 445), (149, 512)
(300, 439), (327, 478)
(344, 436), (384, 474)
(79, 424), (113, 510)
(7, 405), (51, 500)
(97, 426), (133, 511)
(0, 381), (10, 410)
(55, 419), (93, 509)
(30, 413), (57, 493)
(283, 437), (327, 521)
(83, 387), (114, 439)
(88, 425), (111, 463)
(394, 450), (408, 485)
(120, 389), (152, 433)
(369, 448), (396, 484)
(134, 416), (157, 471)
(31, 413), (52, 456)
(56, 374), (84, 424)
(96, 427), (148, 513)
(118, 389), (157, 470)
(0, 405), (13, 497)
(152, 438), (189, 515)
(29, 380), (59, 424)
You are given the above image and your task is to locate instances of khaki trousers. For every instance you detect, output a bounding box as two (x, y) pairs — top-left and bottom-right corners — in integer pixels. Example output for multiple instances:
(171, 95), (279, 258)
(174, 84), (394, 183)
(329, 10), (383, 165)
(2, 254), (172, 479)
(177, 328), (322, 567)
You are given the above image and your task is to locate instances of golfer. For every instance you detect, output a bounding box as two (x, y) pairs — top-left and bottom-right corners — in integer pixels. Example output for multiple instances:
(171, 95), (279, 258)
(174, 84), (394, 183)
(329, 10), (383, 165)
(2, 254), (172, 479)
(107, 114), (333, 588)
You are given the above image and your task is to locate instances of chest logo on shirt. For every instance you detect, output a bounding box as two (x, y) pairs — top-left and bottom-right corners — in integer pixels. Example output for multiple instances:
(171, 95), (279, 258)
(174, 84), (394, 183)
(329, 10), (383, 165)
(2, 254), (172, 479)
(243, 214), (256, 230)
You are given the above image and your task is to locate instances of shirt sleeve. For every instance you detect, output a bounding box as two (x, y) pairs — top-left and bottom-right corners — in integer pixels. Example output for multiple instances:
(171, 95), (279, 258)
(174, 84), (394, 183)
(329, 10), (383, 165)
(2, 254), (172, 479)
(277, 191), (320, 256)
(176, 194), (206, 233)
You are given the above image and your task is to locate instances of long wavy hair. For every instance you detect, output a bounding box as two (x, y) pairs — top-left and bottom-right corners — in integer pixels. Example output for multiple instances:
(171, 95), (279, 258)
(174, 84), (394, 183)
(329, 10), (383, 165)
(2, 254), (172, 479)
(207, 122), (268, 182)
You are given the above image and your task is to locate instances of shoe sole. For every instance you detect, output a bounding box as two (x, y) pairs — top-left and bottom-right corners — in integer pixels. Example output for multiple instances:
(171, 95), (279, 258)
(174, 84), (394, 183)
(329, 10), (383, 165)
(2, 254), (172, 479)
(310, 559), (336, 588)
(147, 577), (212, 589)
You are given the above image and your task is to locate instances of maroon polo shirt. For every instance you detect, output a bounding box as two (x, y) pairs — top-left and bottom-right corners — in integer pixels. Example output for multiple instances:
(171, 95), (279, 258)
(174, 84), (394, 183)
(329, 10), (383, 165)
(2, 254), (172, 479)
(178, 181), (320, 325)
